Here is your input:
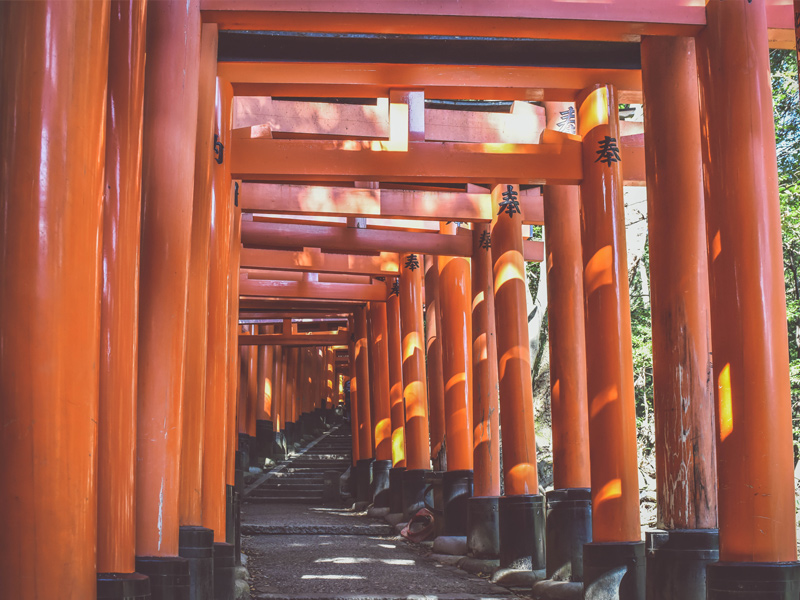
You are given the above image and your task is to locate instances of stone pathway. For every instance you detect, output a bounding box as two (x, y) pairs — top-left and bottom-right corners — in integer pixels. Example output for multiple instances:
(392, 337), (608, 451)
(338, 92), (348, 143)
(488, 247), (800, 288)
(242, 503), (521, 600)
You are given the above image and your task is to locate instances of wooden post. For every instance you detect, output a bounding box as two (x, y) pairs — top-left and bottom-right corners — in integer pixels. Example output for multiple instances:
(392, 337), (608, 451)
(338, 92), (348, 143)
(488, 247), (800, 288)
(424, 255), (447, 468)
(577, 84), (644, 596)
(136, 6), (201, 594)
(0, 2), (109, 595)
(697, 2), (800, 591)
(387, 284), (407, 468)
(97, 0), (147, 586)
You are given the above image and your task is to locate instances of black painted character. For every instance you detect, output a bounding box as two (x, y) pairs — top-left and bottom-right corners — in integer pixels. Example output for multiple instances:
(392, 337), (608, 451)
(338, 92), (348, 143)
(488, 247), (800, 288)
(595, 136), (621, 166)
(497, 185), (521, 217)
(404, 254), (420, 271)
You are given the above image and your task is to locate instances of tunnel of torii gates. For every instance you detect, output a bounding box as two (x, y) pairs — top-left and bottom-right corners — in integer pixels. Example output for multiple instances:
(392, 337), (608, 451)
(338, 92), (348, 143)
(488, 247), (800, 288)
(3, 1), (800, 600)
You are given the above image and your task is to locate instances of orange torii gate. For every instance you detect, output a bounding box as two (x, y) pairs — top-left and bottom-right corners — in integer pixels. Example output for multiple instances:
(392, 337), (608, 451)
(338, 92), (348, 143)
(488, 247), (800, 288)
(1, 2), (798, 600)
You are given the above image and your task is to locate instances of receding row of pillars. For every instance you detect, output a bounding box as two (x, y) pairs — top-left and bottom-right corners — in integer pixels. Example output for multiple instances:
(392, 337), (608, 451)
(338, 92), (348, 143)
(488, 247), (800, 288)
(0, 1), (798, 600)
(330, 7), (800, 600)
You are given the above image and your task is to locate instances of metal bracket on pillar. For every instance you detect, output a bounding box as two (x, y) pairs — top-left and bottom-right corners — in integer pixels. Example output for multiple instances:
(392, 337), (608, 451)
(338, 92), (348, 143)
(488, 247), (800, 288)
(214, 134), (224, 164)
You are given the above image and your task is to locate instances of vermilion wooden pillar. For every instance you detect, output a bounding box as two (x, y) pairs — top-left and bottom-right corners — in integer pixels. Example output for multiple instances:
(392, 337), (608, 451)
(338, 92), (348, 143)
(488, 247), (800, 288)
(225, 205), (241, 490)
(697, 2), (800, 593)
(136, 3), (201, 593)
(641, 35), (719, 600)
(285, 347), (300, 447)
(399, 253), (432, 516)
(255, 328), (275, 461)
(471, 223), (501, 498)
(326, 347), (335, 409)
(386, 284), (407, 468)
(438, 223), (474, 472)
(424, 255), (447, 468)
(349, 334), (361, 466)
(271, 346), (286, 457)
(577, 84), (644, 597)
(202, 76), (234, 546)
(491, 184), (545, 571)
(368, 303), (392, 462)
(541, 182), (591, 492)
(468, 222), (503, 560)
(178, 21), (217, 537)
(438, 223), (475, 535)
(490, 185), (539, 496)
(0, 2), (109, 596)
(368, 302), (393, 507)
(246, 326), (258, 441)
(354, 305), (374, 458)
(97, 0), (147, 587)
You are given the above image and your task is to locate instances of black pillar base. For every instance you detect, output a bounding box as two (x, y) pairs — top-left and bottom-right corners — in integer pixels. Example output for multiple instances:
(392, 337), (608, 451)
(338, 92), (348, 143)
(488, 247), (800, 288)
(707, 561), (800, 599)
(442, 469), (473, 536)
(178, 526), (214, 600)
(225, 484), (235, 546)
(233, 491), (242, 566)
(255, 419), (274, 461)
(234, 451), (245, 497)
(371, 459), (392, 508)
(213, 543), (236, 600)
(135, 556), (190, 600)
(97, 572), (151, 599)
(272, 430), (287, 460)
(498, 494), (545, 571)
(583, 541), (645, 600)
(237, 433), (251, 470)
(389, 467), (407, 514)
(356, 458), (375, 504)
(546, 488), (592, 581)
(467, 496), (500, 559)
(645, 529), (718, 600)
(402, 468), (433, 520)
(284, 421), (295, 449)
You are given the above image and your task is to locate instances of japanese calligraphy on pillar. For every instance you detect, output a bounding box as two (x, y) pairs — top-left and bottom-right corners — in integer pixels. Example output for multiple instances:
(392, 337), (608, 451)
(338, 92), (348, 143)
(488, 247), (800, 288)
(595, 136), (621, 166)
(479, 231), (491, 250)
(497, 185), (521, 218)
(556, 106), (577, 134)
(390, 279), (400, 296)
(404, 254), (420, 271)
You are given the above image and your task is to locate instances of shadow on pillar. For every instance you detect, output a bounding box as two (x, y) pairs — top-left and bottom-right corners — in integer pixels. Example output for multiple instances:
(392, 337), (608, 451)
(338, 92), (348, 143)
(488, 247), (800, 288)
(134, 556), (190, 600)
(178, 526), (213, 600)
(583, 541), (645, 600)
(498, 495), (545, 572)
(213, 542), (236, 600)
(371, 459), (392, 508)
(442, 469), (473, 536)
(97, 572), (151, 600)
(546, 488), (592, 581)
(283, 422), (295, 452)
(467, 496), (500, 559)
(225, 485), (235, 547)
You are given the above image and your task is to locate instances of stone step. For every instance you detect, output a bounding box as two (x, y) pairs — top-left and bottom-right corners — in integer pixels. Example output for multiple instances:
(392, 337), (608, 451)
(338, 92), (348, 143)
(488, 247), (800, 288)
(246, 496), (322, 504)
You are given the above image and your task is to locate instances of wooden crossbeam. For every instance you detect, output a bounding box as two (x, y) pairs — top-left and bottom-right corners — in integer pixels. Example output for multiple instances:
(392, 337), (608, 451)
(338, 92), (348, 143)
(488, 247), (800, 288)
(241, 269), (373, 284)
(239, 247), (400, 276)
(239, 331), (351, 346)
(232, 138), (582, 184)
(240, 299), (362, 312)
(239, 183), (545, 225)
(240, 278), (388, 301)
(241, 221), (473, 257)
(218, 62), (643, 102)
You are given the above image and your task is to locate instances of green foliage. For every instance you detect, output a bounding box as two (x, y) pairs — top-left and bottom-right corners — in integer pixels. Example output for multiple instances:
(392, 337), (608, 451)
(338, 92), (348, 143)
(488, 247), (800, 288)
(772, 49), (800, 457)
(629, 244), (655, 462)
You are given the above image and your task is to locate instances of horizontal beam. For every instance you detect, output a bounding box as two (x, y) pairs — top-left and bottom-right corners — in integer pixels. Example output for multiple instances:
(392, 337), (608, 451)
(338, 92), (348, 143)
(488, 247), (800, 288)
(241, 221), (474, 257)
(232, 139), (582, 185)
(241, 268), (373, 284)
(239, 312), (350, 320)
(218, 62), (642, 102)
(233, 97), (547, 144)
(202, 1), (792, 47)
(240, 278), (389, 301)
(240, 183), (544, 225)
(239, 331), (351, 346)
(239, 247), (400, 276)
